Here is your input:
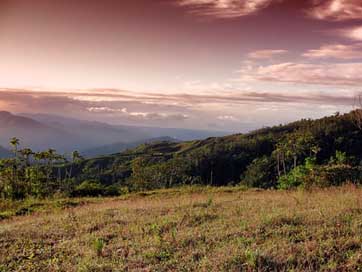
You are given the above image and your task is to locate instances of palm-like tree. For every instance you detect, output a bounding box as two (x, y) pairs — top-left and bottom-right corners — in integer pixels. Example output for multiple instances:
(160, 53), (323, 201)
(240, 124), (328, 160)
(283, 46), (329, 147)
(66, 150), (83, 178)
(10, 137), (19, 158)
(45, 149), (56, 181)
(72, 150), (83, 163)
(9, 137), (20, 184)
(19, 148), (34, 167)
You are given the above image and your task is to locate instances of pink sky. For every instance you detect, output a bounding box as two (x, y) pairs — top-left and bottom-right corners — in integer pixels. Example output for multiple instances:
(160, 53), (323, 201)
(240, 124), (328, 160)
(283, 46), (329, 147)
(0, 0), (361, 131)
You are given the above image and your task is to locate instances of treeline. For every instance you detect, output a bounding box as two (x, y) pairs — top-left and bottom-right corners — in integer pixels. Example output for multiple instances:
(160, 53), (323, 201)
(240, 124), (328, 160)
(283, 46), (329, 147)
(2, 110), (362, 199)
(0, 138), (117, 199)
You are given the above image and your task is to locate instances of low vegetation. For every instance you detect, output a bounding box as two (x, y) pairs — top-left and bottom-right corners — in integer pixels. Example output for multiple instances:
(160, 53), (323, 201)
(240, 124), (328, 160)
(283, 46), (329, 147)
(2, 110), (362, 270)
(2, 110), (362, 200)
(2, 185), (362, 271)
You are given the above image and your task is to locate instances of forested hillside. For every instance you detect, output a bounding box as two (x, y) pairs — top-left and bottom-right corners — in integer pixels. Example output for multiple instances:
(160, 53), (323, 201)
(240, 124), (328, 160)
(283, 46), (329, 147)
(2, 110), (362, 199)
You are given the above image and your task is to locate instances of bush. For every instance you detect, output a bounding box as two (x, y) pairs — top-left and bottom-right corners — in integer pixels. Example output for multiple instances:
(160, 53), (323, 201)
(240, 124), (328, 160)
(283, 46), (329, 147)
(241, 156), (276, 189)
(72, 180), (104, 197)
(277, 166), (309, 189)
(307, 165), (362, 187)
(277, 157), (316, 189)
(103, 184), (121, 196)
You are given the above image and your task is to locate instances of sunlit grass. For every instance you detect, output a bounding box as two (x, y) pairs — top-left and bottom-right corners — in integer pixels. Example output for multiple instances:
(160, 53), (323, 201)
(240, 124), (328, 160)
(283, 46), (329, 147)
(1, 185), (362, 271)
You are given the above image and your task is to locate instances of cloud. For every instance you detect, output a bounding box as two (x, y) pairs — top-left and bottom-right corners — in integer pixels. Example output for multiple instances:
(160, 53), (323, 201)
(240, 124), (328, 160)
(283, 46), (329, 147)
(247, 49), (288, 59)
(0, 87), (358, 112)
(239, 62), (362, 86)
(87, 106), (189, 121)
(0, 87), (358, 131)
(175, 0), (276, 19)
(337, 26), (362, 41)
(303, 44), (362, 59)
(87, 107), (127, 113)
(217, 115), (238, 121)
(127, 112), (189, 121)
(307, 0), (362, 21)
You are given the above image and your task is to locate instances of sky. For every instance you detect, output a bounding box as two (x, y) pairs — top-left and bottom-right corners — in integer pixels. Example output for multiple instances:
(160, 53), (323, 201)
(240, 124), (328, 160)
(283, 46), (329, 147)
(0, 0), (362, 132)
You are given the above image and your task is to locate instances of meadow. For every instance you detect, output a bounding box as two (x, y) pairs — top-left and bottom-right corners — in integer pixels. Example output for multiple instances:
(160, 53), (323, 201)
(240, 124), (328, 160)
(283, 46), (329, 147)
(2, 185), (362, 271)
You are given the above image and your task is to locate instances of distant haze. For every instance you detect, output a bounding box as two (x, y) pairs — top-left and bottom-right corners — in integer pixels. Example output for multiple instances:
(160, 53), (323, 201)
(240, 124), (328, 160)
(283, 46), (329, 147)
(0, 111), (226, 154)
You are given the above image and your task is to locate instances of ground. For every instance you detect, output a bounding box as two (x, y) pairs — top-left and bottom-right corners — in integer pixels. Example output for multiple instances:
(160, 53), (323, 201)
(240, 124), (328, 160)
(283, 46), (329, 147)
(2, 186), (362, 271)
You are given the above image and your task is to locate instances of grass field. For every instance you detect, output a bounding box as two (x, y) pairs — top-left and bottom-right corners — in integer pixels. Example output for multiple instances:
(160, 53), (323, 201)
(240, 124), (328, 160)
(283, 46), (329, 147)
(2, 186), (362, 271)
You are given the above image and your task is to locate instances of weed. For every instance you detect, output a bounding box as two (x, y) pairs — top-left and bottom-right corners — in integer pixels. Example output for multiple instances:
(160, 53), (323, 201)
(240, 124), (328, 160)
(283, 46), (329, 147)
(93, 238), (105, 257)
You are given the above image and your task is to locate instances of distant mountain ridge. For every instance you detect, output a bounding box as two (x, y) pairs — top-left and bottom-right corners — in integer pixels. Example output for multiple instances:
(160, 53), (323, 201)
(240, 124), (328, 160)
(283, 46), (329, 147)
(0, 145), (12, 158)
(0, 111), (227, 155)
(23, 113), (228, 141)
(0, 111), (77, 152)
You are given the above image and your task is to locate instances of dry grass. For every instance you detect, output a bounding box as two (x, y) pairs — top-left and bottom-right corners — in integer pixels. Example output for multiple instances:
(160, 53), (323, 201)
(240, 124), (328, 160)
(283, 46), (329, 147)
(2, 185), (362, 271)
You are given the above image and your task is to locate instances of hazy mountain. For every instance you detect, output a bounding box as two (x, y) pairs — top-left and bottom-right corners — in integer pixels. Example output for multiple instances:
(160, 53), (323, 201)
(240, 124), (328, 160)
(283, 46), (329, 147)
(0, 112), (227, 154)
(0, 145), (12, 158)
(22, 113), (150, 149)
(81, 136), (178, 158)
(24, 113), (228, 141)
(0, 111), (79, 152)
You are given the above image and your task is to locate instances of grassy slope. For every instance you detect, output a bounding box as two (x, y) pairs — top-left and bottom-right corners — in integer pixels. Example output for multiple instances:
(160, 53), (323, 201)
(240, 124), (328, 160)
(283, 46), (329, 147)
(2, 186), (362, 271)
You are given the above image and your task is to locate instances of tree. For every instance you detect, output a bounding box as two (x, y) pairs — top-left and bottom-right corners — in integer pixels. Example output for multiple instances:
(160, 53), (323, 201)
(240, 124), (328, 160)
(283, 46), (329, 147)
(273, 130), (319, 178)
(9, 137), (20, 188)
(19, 148), (34, 167)
(10, 137), (19, 158)
(65, 150), (83, 179)
(352, 95), (362, 130)
(241, 156), (276, 188)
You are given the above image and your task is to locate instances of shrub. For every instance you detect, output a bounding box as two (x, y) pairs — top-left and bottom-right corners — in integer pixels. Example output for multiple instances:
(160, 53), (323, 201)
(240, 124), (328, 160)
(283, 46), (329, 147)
(103, 184), (121, 196)
(72, 180), (104, 197)
(241, 156), (276, 189)
(277, 157), (316, 189)
(307, 165), (362, 187)
(93, 238), (105, 257)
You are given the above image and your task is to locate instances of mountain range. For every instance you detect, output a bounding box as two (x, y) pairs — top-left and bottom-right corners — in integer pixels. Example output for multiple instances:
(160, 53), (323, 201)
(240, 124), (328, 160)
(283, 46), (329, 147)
(0, 111), (227, 156)
(65, 110), (362, 190)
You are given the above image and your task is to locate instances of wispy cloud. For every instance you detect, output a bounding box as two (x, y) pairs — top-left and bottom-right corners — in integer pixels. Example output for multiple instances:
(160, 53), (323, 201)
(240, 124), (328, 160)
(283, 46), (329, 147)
(175, 0), (362, 21)
(337, 26), (362, 41)
(303, 44), (362, 59)
(217, 115), (238, 121)
(239, 62), (362, 86)
(87, 106), (189, 121)
(307, 0), (362, 21)
(0, 88), (356, 131)
(247, 49), (288, 59)
(0, 87), (358, 111)
(175, 0), (276, 19)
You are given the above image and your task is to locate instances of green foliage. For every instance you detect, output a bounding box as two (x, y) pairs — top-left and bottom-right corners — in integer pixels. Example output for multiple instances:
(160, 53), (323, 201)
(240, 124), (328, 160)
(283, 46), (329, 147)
(129, 156), (197, 191)
(93, 238), (105, 257)
(103, 184), (121, 196)
(309, 165), (362, 187)
(241, 156), (276, 188)
(277, 157), (316, 189)
(73, 180), (104, 197)
(2, 110), (362, 199)
(330, 150), (348, 165)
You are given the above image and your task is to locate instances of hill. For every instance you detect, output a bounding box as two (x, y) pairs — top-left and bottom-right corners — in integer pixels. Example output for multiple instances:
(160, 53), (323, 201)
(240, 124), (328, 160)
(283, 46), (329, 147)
(2, 110), (362, 199)
(64, 110), (362, 192)
(81, 136), (178, 158)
